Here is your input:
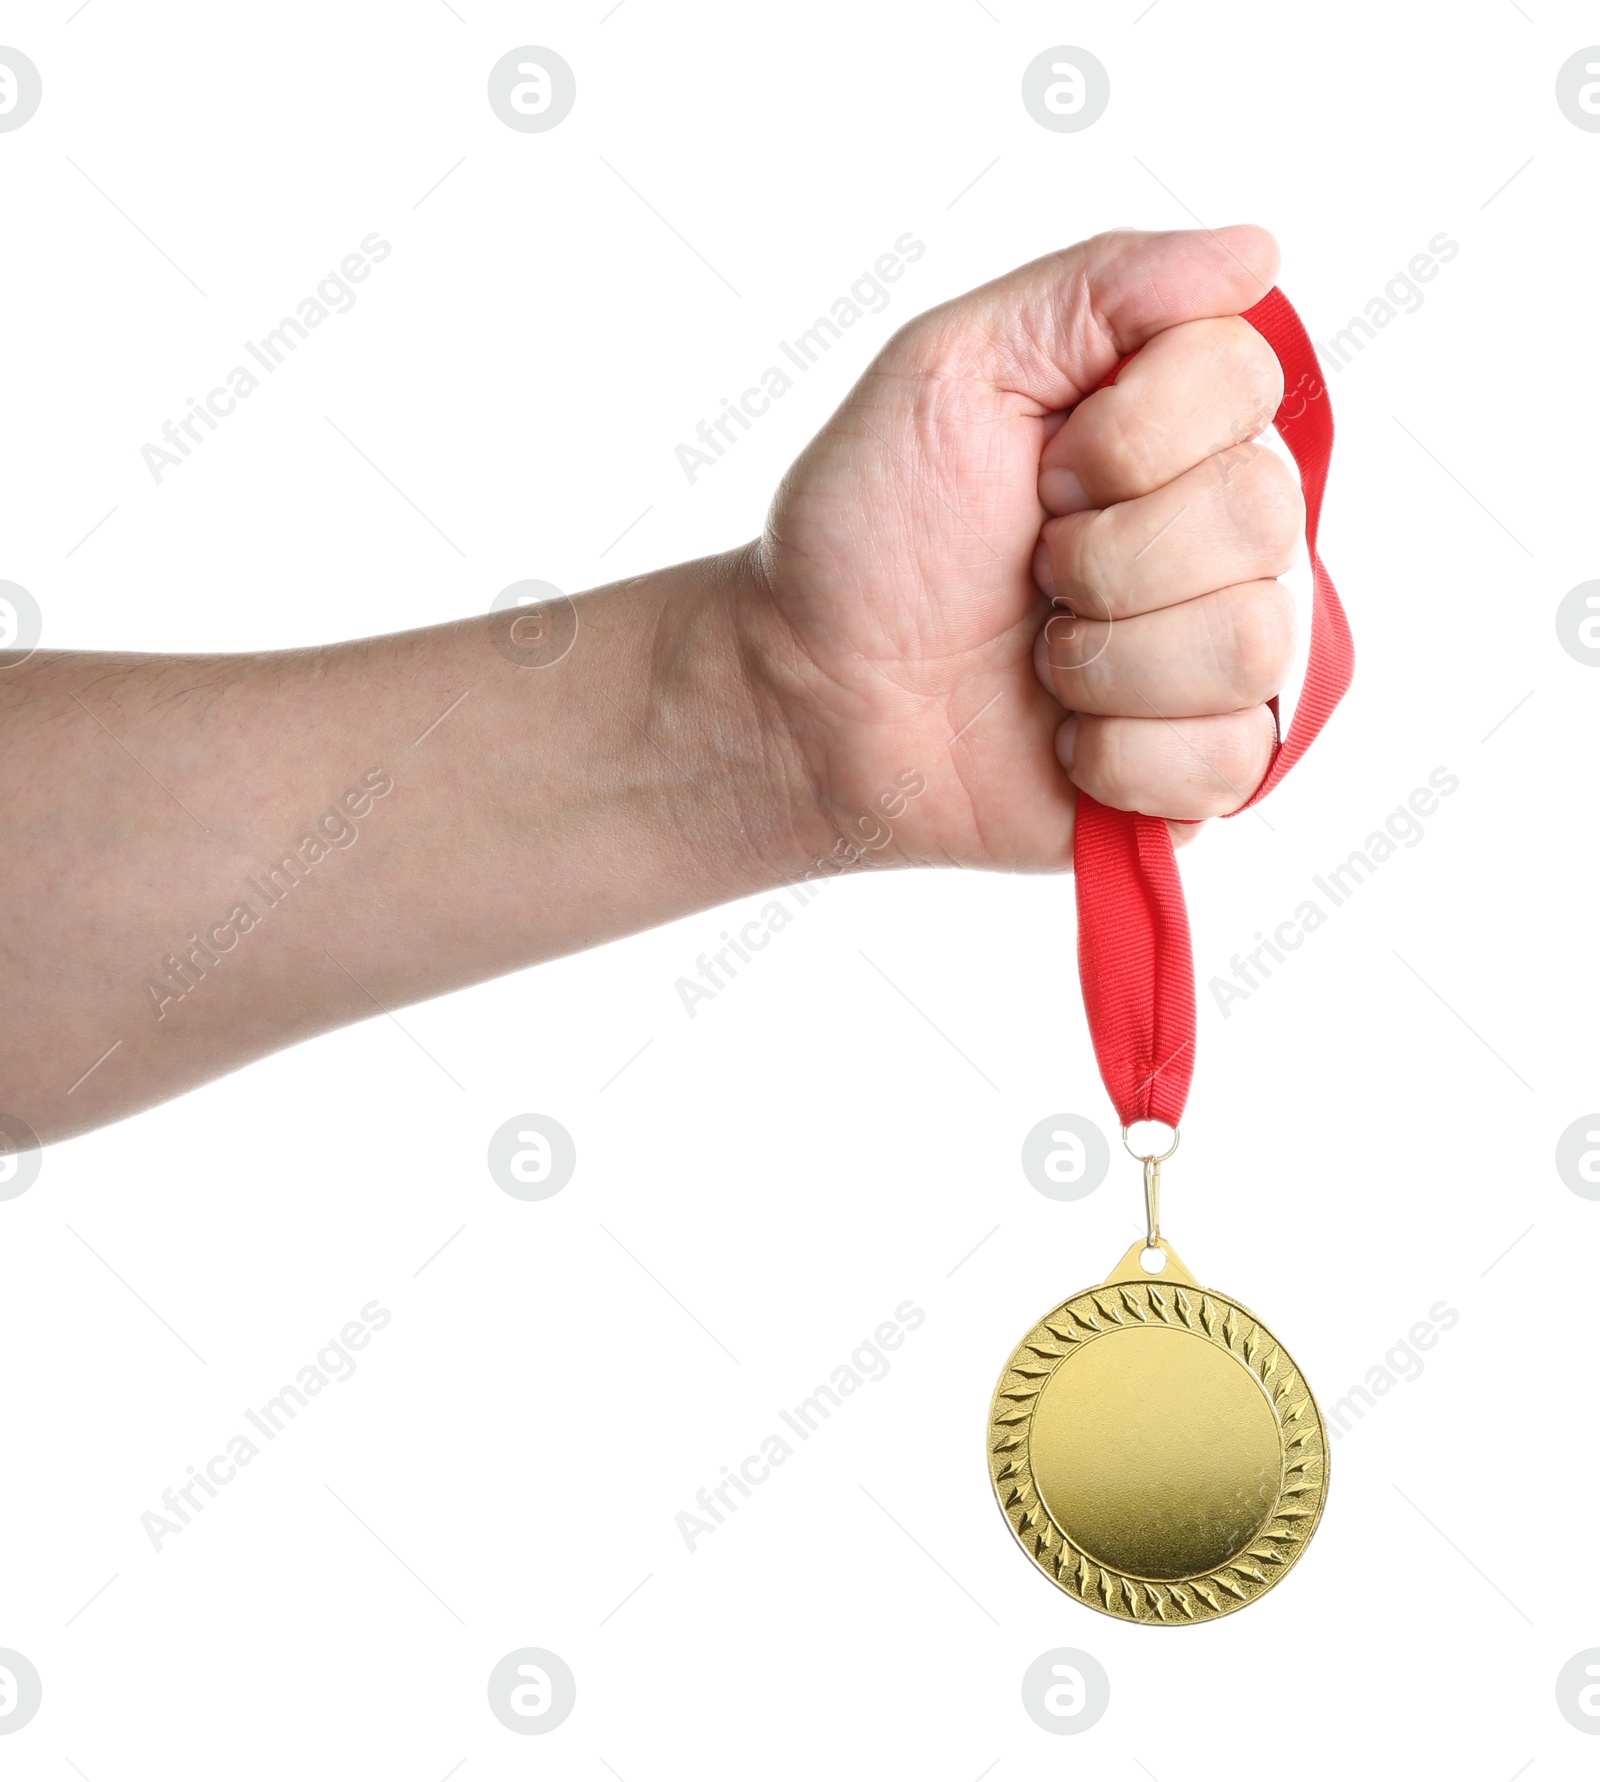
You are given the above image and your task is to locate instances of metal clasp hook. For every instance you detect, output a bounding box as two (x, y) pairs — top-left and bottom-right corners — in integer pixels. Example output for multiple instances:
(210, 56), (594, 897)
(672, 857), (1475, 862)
(1121, 1122), (1179, 1250)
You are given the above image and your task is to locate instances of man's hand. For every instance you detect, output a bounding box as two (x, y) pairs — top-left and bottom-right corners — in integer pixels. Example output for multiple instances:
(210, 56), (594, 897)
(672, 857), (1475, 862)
(744, 225), (1302, 870)
(2, 224), (1308, 1143)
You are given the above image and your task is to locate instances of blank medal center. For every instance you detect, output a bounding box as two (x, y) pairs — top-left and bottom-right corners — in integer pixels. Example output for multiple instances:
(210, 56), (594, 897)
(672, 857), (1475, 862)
(1030, 1324), (1280, 1580)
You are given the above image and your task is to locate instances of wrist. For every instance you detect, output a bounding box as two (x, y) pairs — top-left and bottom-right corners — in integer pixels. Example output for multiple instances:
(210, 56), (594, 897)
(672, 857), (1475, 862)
(644, 543), (842, 899)
(707, 545), (939, 882)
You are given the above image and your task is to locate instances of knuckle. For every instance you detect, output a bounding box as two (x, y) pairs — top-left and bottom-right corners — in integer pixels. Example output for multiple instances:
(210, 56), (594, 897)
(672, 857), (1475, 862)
(1082, 718), (1244, 821)
(1227, 450), (1305, 567)
(1208, 314), (1284, 431)
(1190, 711), (1272, 803)
(1219, 582), (1294, 704)
(1081, 397), (1169, 500)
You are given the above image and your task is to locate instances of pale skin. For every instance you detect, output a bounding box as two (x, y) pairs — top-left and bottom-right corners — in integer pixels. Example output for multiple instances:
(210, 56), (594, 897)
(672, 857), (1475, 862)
(1, 225), (1302, 1146)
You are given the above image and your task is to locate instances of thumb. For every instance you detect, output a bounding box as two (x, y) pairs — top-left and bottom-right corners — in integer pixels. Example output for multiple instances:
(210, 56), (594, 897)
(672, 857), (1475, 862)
(892, 225), (1280, 410)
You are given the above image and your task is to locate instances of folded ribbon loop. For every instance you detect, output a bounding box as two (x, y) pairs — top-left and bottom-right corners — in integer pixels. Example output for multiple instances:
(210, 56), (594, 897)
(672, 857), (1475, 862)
(1072, 287), (1354, 1128)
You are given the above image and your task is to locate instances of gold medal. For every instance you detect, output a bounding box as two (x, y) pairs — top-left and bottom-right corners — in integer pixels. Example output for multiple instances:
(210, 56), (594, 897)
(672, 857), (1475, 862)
(988, 1141), (1327, 1623)
(1003, 289), (1347, 1620)
(997, 285), (1346, 1625)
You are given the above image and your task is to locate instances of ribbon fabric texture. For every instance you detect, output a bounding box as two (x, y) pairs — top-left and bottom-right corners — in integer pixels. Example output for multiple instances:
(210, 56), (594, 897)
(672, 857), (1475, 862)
(1072, 288), (1354, 1128)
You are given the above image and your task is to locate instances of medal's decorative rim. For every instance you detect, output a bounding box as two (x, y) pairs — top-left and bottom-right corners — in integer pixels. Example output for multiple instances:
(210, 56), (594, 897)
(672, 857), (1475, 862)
(988, 1271), (1328, 1624)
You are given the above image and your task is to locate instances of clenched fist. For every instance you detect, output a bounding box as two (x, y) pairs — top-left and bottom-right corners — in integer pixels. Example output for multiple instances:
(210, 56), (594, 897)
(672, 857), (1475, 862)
(742, 224), (1300, 869)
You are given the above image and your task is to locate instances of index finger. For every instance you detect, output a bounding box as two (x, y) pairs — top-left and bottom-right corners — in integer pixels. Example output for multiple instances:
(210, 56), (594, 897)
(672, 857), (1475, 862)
(1038, 314), (1285, 515)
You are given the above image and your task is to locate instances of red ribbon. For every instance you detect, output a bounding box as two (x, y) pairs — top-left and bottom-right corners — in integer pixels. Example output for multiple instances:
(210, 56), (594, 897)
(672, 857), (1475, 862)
(1072, 288), (1353, 1128)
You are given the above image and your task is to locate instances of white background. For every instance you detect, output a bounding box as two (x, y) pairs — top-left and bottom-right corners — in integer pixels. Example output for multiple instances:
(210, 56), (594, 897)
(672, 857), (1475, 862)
(1, 1), (1595, 1775)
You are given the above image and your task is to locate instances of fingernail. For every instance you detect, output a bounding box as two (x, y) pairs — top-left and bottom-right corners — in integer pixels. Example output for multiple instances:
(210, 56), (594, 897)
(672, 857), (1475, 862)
(1031, 536), (1056, 597)
(1039, 467), (1090, 514)
(1056, 715), (1079, 772)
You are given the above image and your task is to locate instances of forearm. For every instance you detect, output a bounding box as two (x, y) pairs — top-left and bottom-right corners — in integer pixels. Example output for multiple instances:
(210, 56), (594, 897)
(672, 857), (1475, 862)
(4, 227), (1295, 1152)
(1, 547), (820, 1143)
